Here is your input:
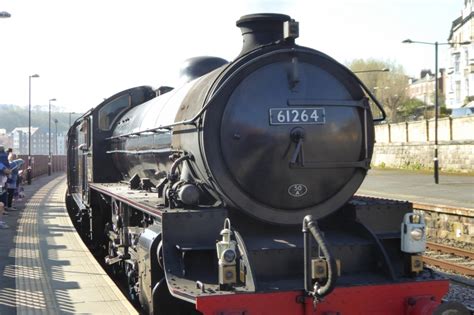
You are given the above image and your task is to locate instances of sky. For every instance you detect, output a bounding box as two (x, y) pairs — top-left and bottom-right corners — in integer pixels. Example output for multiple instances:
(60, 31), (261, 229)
(0, 0), (464, 114)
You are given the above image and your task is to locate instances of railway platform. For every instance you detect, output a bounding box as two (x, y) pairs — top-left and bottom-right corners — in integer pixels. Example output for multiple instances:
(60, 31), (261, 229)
(0, 174), (137, 315)
(357, 168), (474, 210)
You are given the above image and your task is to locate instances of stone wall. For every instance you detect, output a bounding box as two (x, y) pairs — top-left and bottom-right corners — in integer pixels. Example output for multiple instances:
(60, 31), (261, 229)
(373, 116), (474, 172)
(417, 210), (474, 245)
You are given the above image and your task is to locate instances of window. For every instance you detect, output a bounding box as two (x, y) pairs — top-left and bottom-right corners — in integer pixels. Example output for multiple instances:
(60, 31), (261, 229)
(466, 79), (469, 96)
(454, 54), (460, 73)
(98, 94), (130, 130)
(80, 119), (91, 149)
(456, 81), (462, 103)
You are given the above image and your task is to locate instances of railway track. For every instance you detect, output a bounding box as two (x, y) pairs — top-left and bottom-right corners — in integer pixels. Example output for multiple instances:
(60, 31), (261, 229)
(412, 202), (473, 218)
(411, 202), (474, 276)
(424, 242), (474, 276)
(424, 242), (474, 313)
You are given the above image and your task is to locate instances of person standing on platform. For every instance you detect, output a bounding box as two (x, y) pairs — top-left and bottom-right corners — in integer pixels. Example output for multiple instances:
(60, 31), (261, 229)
(16, 170), (24, 201)
(0, 147), (11, 229)
(0, 145), (9, 169)
(0, 200), (7, 229)
(6, 154), (24, 211)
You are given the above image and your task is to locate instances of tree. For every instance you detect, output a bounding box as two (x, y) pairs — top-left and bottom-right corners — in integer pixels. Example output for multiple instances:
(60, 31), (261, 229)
(348, 59), (409, 122)
(430, 94), (451, 118)
(399, 98), (425, 120)
(0, 104), (79, 133)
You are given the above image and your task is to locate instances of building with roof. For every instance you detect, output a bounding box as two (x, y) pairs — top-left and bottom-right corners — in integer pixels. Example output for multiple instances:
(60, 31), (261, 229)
(11, 127), (40, 155)
(0, 128), (12, 149)
(446, 0), (474, 109)
(408, 69), (446, 106)
(9, 127), (67, 155)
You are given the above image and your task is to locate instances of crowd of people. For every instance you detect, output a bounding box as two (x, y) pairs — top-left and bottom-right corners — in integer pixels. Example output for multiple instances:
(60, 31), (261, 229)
(0, 145), (25, 229)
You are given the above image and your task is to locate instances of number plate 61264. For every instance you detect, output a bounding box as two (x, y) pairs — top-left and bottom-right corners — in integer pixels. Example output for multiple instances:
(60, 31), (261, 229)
(269, 108), (325, 125)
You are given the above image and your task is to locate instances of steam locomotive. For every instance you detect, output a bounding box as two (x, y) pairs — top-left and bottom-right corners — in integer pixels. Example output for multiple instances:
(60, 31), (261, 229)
(66, 13), (463, 315)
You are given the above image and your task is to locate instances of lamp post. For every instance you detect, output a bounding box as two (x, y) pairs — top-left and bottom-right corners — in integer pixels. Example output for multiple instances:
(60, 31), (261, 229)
(353, 68), (390, 74)
(54, 119), (58, 155)
(27, 74), (40, 185)
(402, 39), (470, 184)
(48, 98), (56, 176)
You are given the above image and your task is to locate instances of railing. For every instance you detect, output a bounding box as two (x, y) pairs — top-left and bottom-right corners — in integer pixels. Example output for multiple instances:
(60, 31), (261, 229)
(375, 116), (474, 144)
(16, 155), (67, 179)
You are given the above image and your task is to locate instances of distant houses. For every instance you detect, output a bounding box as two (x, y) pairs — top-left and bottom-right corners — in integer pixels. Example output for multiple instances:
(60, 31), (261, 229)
(0, 129), (11, 149)
(8, 127), (66, 155)
(446, 0), (474, 109)
(406, 0), (474, 113)
(407, 69), (446, 107)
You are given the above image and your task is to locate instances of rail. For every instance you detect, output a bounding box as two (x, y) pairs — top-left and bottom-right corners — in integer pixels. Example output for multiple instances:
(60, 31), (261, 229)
(423, 242), (474, 276)
(427, 242), (474, 260)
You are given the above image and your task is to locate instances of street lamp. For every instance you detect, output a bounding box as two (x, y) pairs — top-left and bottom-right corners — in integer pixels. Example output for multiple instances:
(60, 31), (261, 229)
(353, 68), (390, 74)
(54, 119), (58, 155)
(402, 39), (470, 184)
(27, 73), (40, 185)
(48, 98), (56, 176)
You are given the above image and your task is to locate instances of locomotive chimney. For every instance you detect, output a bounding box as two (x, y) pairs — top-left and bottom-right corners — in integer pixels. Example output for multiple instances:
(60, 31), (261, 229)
(236, 13), (295, 56)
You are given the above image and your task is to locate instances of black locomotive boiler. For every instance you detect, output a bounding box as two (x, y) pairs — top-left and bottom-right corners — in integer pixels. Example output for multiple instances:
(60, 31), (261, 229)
(66, 13), (460, 315)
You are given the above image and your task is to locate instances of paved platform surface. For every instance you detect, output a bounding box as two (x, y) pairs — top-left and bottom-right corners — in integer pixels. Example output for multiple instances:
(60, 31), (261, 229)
(358, 169), (474, 210)
(0, 173), (137, 315)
